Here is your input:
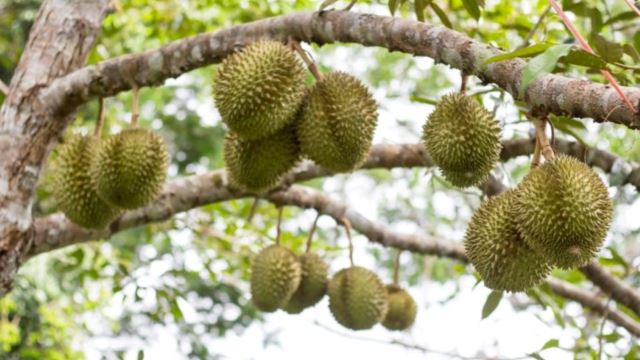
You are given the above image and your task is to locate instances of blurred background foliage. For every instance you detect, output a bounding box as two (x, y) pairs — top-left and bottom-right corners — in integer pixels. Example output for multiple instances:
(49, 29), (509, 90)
(0, 0), (639, 358)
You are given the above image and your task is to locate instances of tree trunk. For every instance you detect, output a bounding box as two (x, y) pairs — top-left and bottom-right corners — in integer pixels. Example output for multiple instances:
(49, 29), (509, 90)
(0, 0), (111, 296)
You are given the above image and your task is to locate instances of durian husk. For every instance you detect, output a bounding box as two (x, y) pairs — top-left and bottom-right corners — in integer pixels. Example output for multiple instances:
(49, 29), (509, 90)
(297, 71), (378, 173)
(514, 155), (613, 269)
(213, 40), (306, 140)
(328, 266), (388, 330)
(422, 93), (501, 187)
(381, 284), (417, 331)
(464, 190), (551, 291)
(52, 135), (121, 229)
(224, 124), (300, 193)
(250, 245), (302, 312)
(283, 252), (329, 314)
(93, 128), (169, 209)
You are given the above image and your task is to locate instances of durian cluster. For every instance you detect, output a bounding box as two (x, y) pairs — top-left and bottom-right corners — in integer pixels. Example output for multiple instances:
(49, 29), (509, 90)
(250, 245), (417, 331)
(53, 129), (169, 229)
(214, 40), (378, 193)
(464, 155), (612, 292)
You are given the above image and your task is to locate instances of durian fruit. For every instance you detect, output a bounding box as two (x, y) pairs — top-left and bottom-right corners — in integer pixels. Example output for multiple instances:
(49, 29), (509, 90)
(297, 71), (378, 173)
(52, 135), (121, 229)
(93, 128), (168, 209)
(422, 93), (501, 187)
(464, 190), (551, 291)
(224, 125), (300, 193)
(514, 155), (612, 269)
(250, 245), (302, 312)
(213, 40), (306, 140)
(328, 266), (388, 330)
(283, 252), (329, 314)
(382, 285), (417, 331)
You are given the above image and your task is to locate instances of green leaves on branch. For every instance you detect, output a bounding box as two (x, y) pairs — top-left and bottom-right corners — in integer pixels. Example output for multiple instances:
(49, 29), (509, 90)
(481, 290), (503, 319)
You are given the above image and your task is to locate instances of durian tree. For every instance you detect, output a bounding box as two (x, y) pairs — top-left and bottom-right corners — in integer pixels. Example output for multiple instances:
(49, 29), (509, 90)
(1, 0), (640, 358)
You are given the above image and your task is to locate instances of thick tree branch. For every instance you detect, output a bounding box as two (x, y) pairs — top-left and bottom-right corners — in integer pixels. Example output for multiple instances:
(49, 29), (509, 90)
(42, 11), (640, 127)
(0, 0), (111, 296)
(31, 139), (640, 320)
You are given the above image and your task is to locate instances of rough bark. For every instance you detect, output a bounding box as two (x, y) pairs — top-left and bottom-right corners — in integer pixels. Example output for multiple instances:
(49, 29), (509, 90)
(42, 11), (640, 128)
(0, 0), (111, 296)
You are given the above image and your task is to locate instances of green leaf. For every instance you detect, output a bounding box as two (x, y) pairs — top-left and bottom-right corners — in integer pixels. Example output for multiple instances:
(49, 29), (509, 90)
(528, 353), (545, 360)
(519, 44), (572, 97)
(607, 246), (629, 272)
(389, 0), (400, 15)
(541, 339), (559, 350)
(591, 34), (624, 63)
(548, 115), (589, 147)
(462, 0), (481, 20)
(415, 0), (430, 21)
(484, 43), (553, 64)
(560, 49), (607, 70)
(137, 350), (145, 360)
(410, 95), (438, 105)
(623, 44), (640, 62)
(319, 0), (340, 10)
(481, 290), (503, 319)
(430, 2), (453, 29)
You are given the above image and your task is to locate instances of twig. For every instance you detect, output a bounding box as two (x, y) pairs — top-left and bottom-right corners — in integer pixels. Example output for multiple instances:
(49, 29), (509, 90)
(305, 213), (321, 253)
(341, 217), (354, 266)
(531, 114), (555, 161)
(94, 98), (106, 137)
(548, 0), (637, 113)
(275, 206), (283, 245)
(0, 79), (8, 96)
(518, 5), (552, 49)
(531, 133), (542, 168)
(393, 250), (401, 285)
(130, 86), (140, 128)
(622, 0), (640, 17)
(460, 74), (469, 94)
(598, 297), (612, 360)
(289, 40), (323, 81)
(311, 320), (528, 359)
(246, 198), (259, 223)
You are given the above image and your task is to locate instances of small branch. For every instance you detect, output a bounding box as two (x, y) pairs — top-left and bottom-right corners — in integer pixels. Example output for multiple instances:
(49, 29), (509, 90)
(341, 217), (355, 266)
(0, 79), (9, 96)
(622, 0), (640, 17)
(460, 74), (469, 94)
(130, 87), (140, 128)
(531, 133), (542, 168)
(289, 40), (323, 81)
(275, 206), (283, 246)
(518, 5), (552, 49)
(246, 198), (259, 223)
(393, 249), (401, 285)
(305, 213), (321, 253)
(94, 98), (106, 137)
(549, 0), (637, 113)
(531, 114), (555, 161)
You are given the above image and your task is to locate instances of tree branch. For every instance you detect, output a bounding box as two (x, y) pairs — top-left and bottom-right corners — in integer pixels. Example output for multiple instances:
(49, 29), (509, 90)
(41, 11), (640, 128)
(31, 139), (640, 321)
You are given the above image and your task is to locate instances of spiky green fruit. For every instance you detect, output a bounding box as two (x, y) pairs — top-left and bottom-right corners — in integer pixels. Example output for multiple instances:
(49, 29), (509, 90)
(514, 155), (612, 269)
(93, 129), (168, 209)
(328, 266), (388, 330)
(52, 135), (121, 229)
(422, 93), (501, 187)
(250, 245), (302, 312)
(213, 40), (306, 140)
(224, 125), (300, 193)
(297, 71), (378, 172)
(382, 285), (417, 331)
(283, 252), (329, 314)
(465, 190), (551, 291)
